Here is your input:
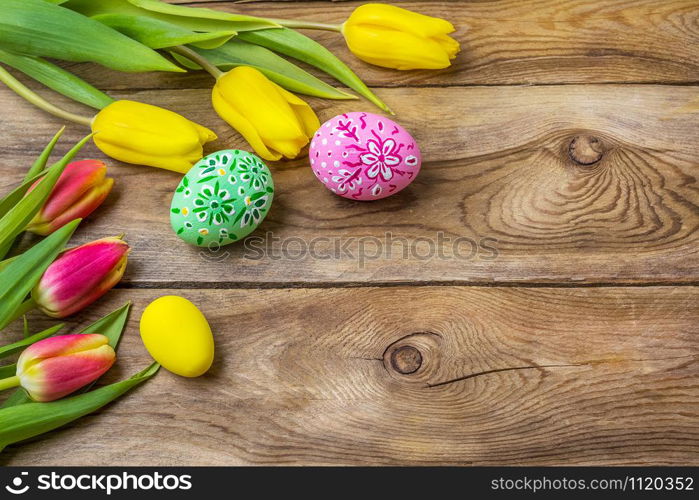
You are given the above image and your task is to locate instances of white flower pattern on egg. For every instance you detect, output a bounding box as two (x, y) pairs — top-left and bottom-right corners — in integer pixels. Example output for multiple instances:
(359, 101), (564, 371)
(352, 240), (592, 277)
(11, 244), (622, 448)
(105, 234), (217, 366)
(309, 112), (421, 201)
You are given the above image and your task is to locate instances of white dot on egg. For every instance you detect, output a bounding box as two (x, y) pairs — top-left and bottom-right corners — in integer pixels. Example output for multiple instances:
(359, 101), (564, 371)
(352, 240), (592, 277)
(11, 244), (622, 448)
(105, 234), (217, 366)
(335, 140), (341, 146)
(323, 177), (328, 183)
(321, 138), (328, 145)
(321, 161), (327, 167)
(311, 141), (315, 148)
(333, 161), (340, 167)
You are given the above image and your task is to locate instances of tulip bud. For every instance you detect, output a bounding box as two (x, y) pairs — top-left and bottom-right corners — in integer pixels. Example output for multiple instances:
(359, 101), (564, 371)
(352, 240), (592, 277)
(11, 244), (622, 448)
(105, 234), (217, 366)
(92, 100), (217, 174)
(15, 334), (115, 402)
(25, 160), (114, 236)
(32, 237), (129, 318)
(342, 4), (460, 70)
(212, 66), (320, 161)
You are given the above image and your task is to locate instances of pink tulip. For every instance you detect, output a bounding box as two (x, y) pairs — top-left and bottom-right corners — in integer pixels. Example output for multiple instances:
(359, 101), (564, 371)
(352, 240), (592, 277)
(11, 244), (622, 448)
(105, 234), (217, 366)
(26, 159), (114, 235)
(32, 237), (130, 318)
(0, 334), (116, 402)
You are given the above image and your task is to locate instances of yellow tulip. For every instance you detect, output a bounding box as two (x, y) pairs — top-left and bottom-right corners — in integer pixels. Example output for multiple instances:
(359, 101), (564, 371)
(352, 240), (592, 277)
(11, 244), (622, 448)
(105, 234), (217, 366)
(91, 100), (217, 174)
(212, 66), (320, 161)
(342, 3), (460, 70)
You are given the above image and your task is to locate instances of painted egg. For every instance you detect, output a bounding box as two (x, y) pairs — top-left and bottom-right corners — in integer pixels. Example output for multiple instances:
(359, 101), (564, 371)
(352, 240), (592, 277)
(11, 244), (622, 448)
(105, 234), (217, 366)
(140, 296), (214, 377)
(170, 149), (274, 247)
(309, 112), (421, 200)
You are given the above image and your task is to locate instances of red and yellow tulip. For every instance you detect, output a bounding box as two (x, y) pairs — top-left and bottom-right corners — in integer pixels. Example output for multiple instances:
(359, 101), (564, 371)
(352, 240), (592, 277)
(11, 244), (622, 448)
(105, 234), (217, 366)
(26, 160), (113, 236)
(0, 334), (115, 402)
(32, 237), (129, 318)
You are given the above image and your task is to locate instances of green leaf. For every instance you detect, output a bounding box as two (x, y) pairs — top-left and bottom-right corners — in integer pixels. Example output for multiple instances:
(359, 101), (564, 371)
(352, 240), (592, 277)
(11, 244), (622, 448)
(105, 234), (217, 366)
(93, 14), (237, 50)
(0, 219), (79, 331)
(0, 324), (64, 359)
(25, 127), (65, 181)
(2, 302), (133, 408)
(0, 364), (17, 379)
(0, 256), (18, 274)
(79, 301), (131, 349)
(173, 41), (356, 101)
(0, 127), (63, 221)
(64, 0), (278, 32)
(0, 0), (184, 73)
(238, 28), (390, 112)
(0, 362), (159, 451)
(0, 49), (113, 109)
(0, 127), (65, 260)
(0, 133), (91, 254)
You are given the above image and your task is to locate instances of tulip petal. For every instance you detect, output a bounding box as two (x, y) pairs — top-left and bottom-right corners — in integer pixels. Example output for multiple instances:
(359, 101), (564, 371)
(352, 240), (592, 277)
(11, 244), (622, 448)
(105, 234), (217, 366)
(20, 344), (115, 402)
(29, 160), (106, 222)
(278, 86), (320, 138)
(17, 334), (108, 373)
(33, 237), (129, 318)
(92, 100), (217, 172)
(36, 177), (114, 236)
(434, 34), (461, 59)
(212, 84), (280, 161)
(347, 4), (456, 38)
(344, 24), (453, 70)
(213, 66), (318, 160)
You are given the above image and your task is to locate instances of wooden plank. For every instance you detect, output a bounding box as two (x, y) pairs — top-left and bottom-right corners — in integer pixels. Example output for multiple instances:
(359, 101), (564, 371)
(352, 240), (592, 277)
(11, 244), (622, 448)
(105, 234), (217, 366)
(2, 84), (697, 285)
(1, 286), (697, 465)
(43, 0), (699, 90)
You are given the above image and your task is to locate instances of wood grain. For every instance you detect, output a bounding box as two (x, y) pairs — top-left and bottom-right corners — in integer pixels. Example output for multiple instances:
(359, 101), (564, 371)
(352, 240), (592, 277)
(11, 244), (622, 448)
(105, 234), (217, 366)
(1, 85), (697, 285)
(1, 0), (698, 467)
(1, 286), (697, 466)
(42, 0), (699, 91)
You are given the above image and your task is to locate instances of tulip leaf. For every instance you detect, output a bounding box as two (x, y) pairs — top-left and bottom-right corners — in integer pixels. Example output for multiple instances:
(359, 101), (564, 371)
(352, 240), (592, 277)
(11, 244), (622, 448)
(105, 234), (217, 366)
(0, 49), (113, 110)
(0, 324), (64, 359)
(0, 219), (80, 332)
(79, 301), (131, 350)
(93, 14), (237, 50)
(0, 134), (91, 255)
(64, 0), (278, 33)
(0, 364), (16, 379)
(0, 128), (65, 260)
(25, 127), (65, 181)
(0, 362), (159, 451)
(237, 28), (390, 112)
(0, 256), (18, 274)
(173, 41), (357, 101)
(0, 127), (63, 223)
(0, 0), (183, 73)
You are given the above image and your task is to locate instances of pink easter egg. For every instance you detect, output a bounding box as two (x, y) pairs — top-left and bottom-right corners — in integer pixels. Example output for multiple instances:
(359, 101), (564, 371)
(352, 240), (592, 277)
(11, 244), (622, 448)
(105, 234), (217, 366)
(309, 112), (421, 200)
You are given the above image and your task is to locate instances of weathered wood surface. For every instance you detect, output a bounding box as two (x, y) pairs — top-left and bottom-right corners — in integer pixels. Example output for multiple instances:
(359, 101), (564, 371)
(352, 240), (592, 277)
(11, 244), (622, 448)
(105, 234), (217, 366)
(54, 0), (699, 88)
(1, 286), (697, 465)
(2, 85), (698, 284)
(0, 0), (697, 466)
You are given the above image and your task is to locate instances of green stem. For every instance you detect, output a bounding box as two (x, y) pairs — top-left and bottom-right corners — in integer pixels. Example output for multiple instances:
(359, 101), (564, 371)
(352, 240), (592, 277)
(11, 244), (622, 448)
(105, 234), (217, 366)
(170, 45), (222, 79)
(7, 297), (37, 326)
(271, 19), (343, 32)
(0, 375), (20, 392)
(0, 66), (93, 127)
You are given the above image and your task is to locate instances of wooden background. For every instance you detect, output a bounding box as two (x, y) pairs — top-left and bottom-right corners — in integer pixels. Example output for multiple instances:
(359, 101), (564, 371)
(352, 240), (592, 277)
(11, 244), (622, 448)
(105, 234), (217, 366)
(0, 0), (698, 465)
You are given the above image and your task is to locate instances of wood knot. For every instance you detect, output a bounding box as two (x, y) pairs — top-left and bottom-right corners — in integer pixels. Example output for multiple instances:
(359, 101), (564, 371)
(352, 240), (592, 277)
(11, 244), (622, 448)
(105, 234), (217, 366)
(568, 135), (604, 165)
(390, 345), (423, 374)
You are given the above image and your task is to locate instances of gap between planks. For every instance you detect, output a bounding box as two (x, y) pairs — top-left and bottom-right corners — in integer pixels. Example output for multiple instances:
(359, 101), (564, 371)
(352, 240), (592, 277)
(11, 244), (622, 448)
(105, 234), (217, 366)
(116, 280), (699, 290)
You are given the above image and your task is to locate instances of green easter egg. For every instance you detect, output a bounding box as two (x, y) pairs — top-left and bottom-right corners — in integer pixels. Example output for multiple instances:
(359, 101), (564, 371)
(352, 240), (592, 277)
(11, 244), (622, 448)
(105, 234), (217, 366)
(170, 150), (274, 247)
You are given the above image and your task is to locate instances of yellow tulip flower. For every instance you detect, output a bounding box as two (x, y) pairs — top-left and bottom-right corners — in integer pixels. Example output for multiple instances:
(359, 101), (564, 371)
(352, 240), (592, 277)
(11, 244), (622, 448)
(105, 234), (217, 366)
(91, 100), (217, 174)
(342, 3), (460, 70)
(212, 66), (320, 161)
